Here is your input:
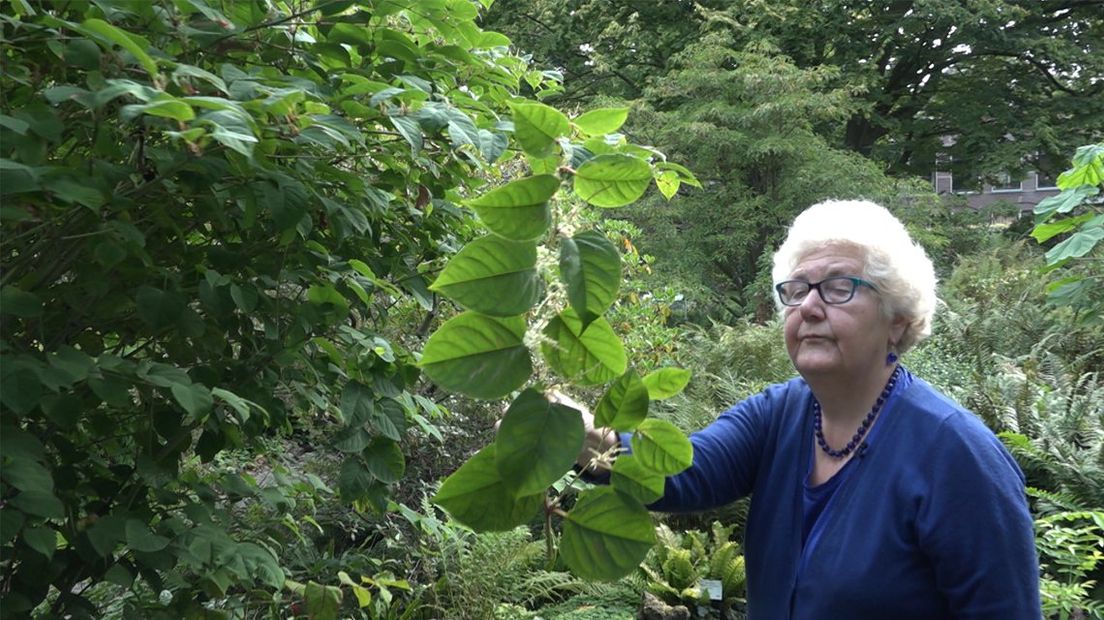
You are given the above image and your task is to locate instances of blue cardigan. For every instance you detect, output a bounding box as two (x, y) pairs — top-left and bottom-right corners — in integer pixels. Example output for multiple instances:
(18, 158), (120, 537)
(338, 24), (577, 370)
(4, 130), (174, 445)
(643, 373), (1040, 619)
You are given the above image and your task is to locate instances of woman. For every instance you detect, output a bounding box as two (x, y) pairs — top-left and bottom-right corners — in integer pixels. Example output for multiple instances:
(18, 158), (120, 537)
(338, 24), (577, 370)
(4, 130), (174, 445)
(576, 200), (1040, 618)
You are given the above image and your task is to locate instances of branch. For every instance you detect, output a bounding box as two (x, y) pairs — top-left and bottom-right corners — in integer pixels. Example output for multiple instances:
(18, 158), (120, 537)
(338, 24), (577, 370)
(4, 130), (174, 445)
(978, 49), (1099, 97)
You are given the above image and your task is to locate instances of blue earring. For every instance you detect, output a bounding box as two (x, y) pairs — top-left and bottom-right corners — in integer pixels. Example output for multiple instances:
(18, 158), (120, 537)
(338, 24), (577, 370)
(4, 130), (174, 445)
(886, 352), (898, 366)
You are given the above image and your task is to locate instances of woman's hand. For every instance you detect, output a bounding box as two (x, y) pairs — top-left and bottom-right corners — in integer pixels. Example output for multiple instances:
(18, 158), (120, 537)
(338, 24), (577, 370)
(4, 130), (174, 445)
(547, 391), (619, 474)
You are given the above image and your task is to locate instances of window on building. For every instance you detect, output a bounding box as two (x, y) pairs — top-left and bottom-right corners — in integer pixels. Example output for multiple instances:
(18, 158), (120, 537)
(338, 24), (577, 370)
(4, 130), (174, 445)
(991, 172), (1023, 192)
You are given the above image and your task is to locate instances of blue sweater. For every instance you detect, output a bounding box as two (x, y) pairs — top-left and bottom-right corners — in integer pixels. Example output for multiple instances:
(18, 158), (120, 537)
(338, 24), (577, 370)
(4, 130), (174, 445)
(645, 373), (1040, 619)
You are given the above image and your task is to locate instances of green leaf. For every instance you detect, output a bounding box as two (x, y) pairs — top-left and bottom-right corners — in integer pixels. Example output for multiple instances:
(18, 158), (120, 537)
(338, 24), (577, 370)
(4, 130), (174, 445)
(464, 175), (558, 241)
(121, 98), (195, 122)
(430, 236), (540, 316)
(0, 285), (43, 317)
(655, 161), (702, 188)
(334, 427), (372, 453)
(1045, 226), (1104, 264)
(135, 286), (185, 329)
(559, 230), (621, 327)
(104, 564), (135, 588)
(79, 19), (159, 78)
(420, 312), (532, 400)
(305, 581), (343, 620)
(1057, 157), (1104, 190)
(340, 381), (375, 425)
(1034, 186), (1099, 221)
(574, 154), (653, 208)
(9, 489), (65, 519)
(125, 519), (170, 552)
(610, 455), (665, 505)
(1031, 213), (1094, 243)
(560, 487), (655, 580)
(495, 389), (585, 496)
(509, 101), (570, 157)
(433, 445), (544, 531)
(541, 309), (626, 386)
(1, 510), (25, 544)
(641, 368), (692, 400)
(171, 382), (214, 421)
(373, 398), (408, 441)
(307, 284), (349, 315)
(594, 371), (649, 431)
(573, 107), (629, 136)
(389, 114), (423, 152)
(211, 387), (259, 423)
(1, 455), (54, 493)
(478, 129), (509, 162)
(86, 514), (128, 557)
(631, 419), (693, 475)
(655, 169), (680, 199)
(363, 436), (405, 484)
(23, 526), (57, 560)
(338, 458), (374, 502)
(528, 154), (559, 175)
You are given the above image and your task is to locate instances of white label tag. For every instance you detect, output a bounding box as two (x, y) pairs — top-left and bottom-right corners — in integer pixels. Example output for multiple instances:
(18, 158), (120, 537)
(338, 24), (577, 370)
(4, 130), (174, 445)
(700, 578), (723, 601)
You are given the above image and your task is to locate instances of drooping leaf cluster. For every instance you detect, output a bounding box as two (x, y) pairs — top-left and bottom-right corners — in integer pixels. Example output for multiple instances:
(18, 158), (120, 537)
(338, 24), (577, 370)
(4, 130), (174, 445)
(1030, 144), (1104, 319)
(415, 97), (701, 581)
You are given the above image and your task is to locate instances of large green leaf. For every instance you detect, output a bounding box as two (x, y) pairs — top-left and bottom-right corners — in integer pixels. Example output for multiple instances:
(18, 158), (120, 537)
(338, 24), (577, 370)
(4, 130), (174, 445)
(541, 309), (626, 386)
(23, 526), (57, 560)
(125, 519), (170, 552)
(559, 230), (621, 328)
(1033, 185), (1099, 222)
(574, 154), (652, 208)
(509, 101), (569, 157)
(641, 368), (692, 400)
(630, 419), (693, 475)
(430, 236), (540, 316)
(1031, 213), (1094, 243)
(420, 312), (532, 399)
(594, 371), (649, 431)
(363, 436), (405, 484)
(79, 19), (158, 78)
(9, 489), (65, 519)
(170, 382), (213, 421)
(610, 454), (665, 505)
(1045, 226), (1104, 264)
(573, 107), (629, 136)
(560, 487), (655, 580)
(464, 175), (558, 241)
(0, 285), (43, 317)
(0, 454), (54, 493)
(495, 389), (584, 496)
(433, 444), (544, 531)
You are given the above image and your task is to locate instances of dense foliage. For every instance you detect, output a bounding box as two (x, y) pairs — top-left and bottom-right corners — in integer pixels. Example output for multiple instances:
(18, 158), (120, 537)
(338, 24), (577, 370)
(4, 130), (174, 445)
(0, 0), (561, 616)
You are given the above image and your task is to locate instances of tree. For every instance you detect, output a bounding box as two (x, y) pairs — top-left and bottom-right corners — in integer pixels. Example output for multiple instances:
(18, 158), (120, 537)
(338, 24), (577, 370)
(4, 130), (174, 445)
(692, 0), (1104, 182)
(485, 0), (1104, 182)
(482, 0), (721, 103)
(0, 0), (560, 615)
(613, 33), (909, 317)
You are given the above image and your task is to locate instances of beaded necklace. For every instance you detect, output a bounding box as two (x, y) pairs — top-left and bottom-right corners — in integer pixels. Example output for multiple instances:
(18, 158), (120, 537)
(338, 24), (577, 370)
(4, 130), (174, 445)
(812, 365), (901, 459)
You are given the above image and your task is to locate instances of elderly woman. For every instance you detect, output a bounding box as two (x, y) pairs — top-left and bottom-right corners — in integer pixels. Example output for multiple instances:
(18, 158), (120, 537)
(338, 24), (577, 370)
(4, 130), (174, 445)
(576, 200), (1039, 618)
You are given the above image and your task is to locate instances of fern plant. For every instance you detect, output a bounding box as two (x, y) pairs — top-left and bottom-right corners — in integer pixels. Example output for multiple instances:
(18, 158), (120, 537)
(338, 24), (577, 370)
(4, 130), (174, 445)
(1034, 509), (1104, 620)
(639, 522), (747, 617)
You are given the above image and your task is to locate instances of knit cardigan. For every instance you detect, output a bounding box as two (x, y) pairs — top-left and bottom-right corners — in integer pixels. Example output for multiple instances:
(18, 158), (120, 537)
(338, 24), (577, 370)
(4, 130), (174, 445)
(643, 372), (1040, 619)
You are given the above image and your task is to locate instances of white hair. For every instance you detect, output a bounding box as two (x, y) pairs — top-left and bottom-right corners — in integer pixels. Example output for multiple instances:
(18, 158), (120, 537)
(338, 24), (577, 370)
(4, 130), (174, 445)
(770, 199), (937, 354)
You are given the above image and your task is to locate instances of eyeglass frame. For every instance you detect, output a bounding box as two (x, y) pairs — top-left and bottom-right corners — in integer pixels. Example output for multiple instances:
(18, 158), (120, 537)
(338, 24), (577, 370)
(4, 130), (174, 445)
(774, 276), (878, 306)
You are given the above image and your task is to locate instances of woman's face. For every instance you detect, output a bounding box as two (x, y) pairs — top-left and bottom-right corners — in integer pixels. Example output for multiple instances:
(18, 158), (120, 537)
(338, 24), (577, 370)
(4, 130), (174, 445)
(782, 245), (905, 380)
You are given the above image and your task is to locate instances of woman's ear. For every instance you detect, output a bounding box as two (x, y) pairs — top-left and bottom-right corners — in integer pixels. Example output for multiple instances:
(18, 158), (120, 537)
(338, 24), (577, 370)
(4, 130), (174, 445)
(889, 315), (909, 349)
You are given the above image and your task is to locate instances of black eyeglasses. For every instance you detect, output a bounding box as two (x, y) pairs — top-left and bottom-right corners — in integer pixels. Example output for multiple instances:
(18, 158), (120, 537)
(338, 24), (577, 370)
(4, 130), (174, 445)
(774, 276), (877, 306)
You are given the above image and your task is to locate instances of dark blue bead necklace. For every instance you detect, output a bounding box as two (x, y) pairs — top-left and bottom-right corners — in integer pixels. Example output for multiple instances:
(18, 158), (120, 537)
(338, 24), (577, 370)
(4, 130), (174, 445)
(813, 366), (901, 459)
